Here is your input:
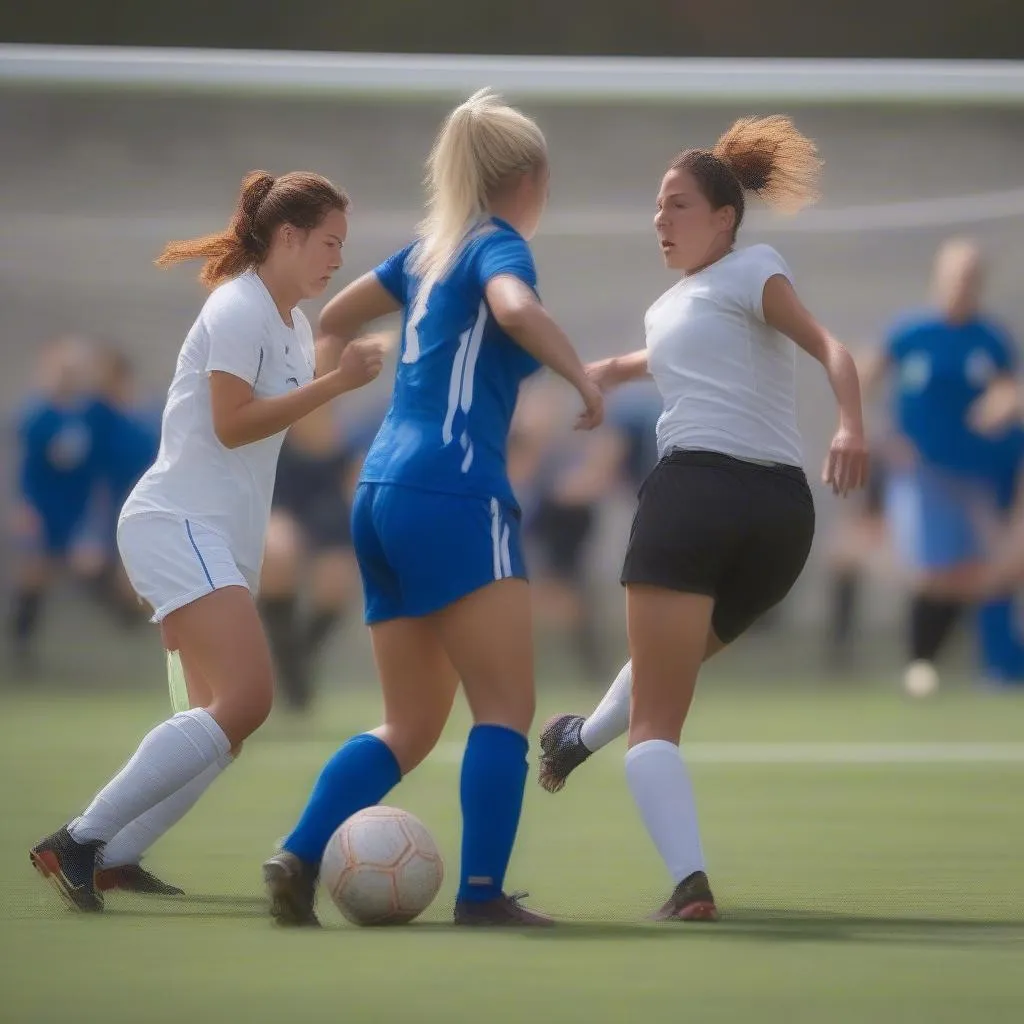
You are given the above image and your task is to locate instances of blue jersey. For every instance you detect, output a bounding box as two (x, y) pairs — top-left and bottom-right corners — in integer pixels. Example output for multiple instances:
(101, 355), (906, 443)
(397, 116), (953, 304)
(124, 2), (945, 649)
(93, 399), (161, 501)
(16, 398), (107, 540)
(360, 218), (542, 509)
(886, 311), (1021, 480)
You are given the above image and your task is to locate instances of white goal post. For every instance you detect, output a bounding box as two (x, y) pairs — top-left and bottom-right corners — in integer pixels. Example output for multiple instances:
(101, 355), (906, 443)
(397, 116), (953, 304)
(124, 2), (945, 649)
(1, 43), (1024, 104)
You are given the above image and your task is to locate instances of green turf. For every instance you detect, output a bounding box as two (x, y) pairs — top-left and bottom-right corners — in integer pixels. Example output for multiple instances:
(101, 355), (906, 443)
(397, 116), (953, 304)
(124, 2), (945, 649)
(2, 678), (1023, 1023)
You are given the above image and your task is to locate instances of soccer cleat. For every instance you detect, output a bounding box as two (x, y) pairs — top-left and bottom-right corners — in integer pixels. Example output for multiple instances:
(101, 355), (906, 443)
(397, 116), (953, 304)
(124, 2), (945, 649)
(263, 851), (320, 927)
(95, 863), (185, 896)
(538, 714), (592, 793)
(30, 826), (104, 913)
(454, 891), (555, 927)
(649, 871), (719, 922)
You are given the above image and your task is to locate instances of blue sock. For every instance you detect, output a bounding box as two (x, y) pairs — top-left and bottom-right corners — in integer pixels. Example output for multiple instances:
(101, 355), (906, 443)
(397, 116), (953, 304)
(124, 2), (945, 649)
(457, 723), (529, 903)
(283, 733), (401, 865)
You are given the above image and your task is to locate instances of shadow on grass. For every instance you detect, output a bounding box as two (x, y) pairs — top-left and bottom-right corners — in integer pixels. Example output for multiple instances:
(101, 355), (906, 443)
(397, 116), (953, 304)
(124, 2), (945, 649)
(97, 898), (1024, 949)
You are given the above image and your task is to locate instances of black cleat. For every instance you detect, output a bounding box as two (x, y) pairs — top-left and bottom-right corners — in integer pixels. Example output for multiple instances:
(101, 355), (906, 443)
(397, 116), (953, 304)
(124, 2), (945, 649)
(30, 826), (104, 912)
(454, 891), (554, 927)
(649, 871), (719, 922)
(538, 714), (592, 793)
(95, 863), (184, 896)
(263, 851), (320, 927)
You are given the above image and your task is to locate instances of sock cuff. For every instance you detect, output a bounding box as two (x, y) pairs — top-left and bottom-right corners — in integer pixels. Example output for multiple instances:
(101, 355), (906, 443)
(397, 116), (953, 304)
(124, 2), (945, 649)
(467, 722), (528, 754)
(351, 733), (403, 781)
(171, 708), (231, 760)
(625, 738), (679, 765)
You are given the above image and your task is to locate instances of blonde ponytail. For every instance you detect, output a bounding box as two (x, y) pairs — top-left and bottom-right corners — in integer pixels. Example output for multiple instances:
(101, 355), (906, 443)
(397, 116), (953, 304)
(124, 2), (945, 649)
(412, 88), (546, 286)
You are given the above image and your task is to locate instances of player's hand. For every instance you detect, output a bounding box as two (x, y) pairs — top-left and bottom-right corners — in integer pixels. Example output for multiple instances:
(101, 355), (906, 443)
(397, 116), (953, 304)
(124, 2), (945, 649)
(336, 334), (386, 392)
(823, 426), (869, 497)
(585, 357), (622, 393)
(968, 378), (1022, 437)
(574, 378), (605, 431)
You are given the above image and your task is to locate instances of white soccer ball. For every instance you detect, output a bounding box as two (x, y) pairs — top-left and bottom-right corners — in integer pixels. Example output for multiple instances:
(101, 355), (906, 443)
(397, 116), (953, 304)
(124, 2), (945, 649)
(321, 806), (444, 926)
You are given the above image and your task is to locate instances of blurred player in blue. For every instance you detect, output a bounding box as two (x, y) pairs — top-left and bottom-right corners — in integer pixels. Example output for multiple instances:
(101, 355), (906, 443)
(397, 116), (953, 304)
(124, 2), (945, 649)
(264, 89), (603, 927)
(72, 344), (162, 625)
(8, 336), (110, 672)
(863, 238), (1024, 691)
(258, 398), (383, 712)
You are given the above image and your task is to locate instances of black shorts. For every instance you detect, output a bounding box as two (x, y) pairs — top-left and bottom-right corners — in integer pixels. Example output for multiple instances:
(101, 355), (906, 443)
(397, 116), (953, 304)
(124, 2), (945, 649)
(527, 499), (596, 582)
(621, 450), (816, 644)
(272, 444), (352, 550)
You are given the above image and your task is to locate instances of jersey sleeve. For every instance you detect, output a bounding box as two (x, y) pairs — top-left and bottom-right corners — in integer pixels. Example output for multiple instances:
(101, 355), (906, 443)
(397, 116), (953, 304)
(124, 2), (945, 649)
(475, 231), (538, 291)
(374, 244), (414, 305)
(741, 245), (794, 323)
(203, 292), (268, 386)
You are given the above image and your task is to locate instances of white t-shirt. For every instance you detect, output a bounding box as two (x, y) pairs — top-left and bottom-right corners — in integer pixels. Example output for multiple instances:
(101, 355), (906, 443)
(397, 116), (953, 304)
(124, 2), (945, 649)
(645, 244), (803, 468)
(121, 270), (315, 575)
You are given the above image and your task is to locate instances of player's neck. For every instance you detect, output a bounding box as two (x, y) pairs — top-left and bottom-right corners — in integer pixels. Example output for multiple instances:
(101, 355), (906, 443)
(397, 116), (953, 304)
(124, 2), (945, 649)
(256, 265), (302, 326)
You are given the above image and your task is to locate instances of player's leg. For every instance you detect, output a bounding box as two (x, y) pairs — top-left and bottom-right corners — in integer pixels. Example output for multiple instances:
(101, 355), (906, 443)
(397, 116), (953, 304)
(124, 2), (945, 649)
(31, 517), (272, 912)
(431, 577), (552, 925)
(266, 616), (458, 926)
(626, 585), (718, 920)
(257, 510), (309, 711)
(358, 485), (549, 925)
(620, 453), (814, 921)
(95, 629), (219, 895)
(7, 503), (56, 675)
(887, 465), (986, 693)
(538, 632), (728, 793)
(300, 495), (360, 692)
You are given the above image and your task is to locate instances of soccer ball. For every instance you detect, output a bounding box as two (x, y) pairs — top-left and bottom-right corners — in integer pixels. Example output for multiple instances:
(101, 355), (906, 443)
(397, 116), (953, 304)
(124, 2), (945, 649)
(321, 806), (444, 926)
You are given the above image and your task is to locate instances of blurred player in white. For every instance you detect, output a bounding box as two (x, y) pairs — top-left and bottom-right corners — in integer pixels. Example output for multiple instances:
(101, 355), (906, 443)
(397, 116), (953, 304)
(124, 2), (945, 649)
(30, 169), (384, 911)
(538, 117), (868, 920)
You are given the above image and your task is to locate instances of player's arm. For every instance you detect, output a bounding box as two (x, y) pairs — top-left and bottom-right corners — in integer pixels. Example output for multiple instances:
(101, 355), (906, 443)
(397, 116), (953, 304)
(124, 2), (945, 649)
(317, 273), (401, 378)
(586, 350), (651, 391)
(485, 275), (603, 429)
(968, 376), (1021, 436)
(762, 274), (868, 495)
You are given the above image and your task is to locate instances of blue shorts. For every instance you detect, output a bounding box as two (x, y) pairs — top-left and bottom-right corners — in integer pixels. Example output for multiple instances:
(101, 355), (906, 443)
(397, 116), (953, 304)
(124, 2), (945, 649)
(352, 483), (527, 624)
(885, 464), (997, 571)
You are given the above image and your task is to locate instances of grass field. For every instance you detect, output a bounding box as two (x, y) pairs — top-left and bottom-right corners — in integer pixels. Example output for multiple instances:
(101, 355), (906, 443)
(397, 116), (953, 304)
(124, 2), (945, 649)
(2, 673), (1023, 1023)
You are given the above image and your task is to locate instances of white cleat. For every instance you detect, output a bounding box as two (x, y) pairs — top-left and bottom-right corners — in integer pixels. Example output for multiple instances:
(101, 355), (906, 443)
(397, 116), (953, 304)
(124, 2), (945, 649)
(903, 659), (939, 698)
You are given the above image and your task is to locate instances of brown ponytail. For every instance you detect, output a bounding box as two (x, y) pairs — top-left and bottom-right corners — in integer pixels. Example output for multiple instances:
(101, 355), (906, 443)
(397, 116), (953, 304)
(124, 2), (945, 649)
(156, 170), (349, 289)
(671, 115), (822, 236)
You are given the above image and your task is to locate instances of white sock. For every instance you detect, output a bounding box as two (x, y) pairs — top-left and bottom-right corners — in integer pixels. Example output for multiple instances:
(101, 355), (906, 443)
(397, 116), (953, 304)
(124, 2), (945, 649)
(98, 758), (230, 869)
(624, 739), (705, 885)
(69, 709), (231, 845)
(580, 660), (632, 752)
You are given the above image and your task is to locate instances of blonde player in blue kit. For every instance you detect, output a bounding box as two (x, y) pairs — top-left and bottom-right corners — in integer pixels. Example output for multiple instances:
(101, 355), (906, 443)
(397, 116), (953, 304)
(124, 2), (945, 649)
(30, 170), (385, 911)
(264, 89), (603, 927)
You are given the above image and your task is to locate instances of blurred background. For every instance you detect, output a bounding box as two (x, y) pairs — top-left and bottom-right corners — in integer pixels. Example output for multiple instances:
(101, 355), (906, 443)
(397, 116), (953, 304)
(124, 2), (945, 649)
(3, 6), (1024, 1023)
(3, 76), (1024, 687)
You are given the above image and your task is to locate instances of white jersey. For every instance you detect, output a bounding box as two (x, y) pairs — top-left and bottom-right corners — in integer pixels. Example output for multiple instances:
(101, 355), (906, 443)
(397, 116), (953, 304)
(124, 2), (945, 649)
(121, 270), (315, 575)
(645, 244), (803, 468)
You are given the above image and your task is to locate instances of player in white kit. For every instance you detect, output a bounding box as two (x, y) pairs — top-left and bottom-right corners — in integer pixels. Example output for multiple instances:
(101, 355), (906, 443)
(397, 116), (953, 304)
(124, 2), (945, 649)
(537, 117), (869, 920)
(30, 170), (385, 910)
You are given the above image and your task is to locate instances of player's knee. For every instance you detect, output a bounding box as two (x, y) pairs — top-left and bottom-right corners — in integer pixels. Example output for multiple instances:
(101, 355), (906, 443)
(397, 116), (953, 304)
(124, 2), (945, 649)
(375, 720), (445, 775)
(211, 683), (273, 746)
(469, 685), (535, 737)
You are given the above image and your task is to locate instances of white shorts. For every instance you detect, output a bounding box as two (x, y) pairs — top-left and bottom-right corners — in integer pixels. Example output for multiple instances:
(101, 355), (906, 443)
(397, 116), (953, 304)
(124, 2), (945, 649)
(117, 513), (259, 622)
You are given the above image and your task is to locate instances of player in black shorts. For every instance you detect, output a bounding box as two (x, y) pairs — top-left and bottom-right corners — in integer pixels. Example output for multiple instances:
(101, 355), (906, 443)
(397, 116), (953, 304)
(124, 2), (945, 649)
(537, 116), (868, 922)
(258, 403), (363, 711)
